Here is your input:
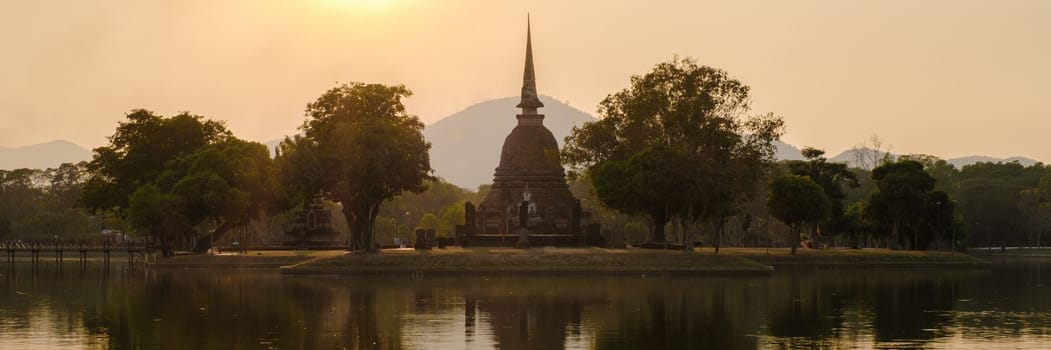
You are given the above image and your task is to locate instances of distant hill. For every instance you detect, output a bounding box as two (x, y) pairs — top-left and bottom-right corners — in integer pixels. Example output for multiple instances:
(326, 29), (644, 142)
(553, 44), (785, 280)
(424, 96), (596, 189)
(774, 141), (804, 161)
(827, 148), (1040, 169)
(0, 140), (92, 170)
(828, 148), (887, 167)
(947, 156), (1040, 168)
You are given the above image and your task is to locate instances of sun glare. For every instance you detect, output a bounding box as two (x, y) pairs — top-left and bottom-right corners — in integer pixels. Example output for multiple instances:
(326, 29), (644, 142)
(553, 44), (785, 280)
(318, 0), (399, 13)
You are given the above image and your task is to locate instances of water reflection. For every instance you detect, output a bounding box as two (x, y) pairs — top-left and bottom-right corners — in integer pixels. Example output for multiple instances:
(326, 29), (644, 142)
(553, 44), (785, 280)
(0, 260), (1049, 349)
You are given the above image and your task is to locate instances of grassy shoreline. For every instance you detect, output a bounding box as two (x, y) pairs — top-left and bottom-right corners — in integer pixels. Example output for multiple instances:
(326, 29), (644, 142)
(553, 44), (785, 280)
(146, 250), (341, 269)
(139, 247), (992, 273)
(281, 247), (774, 276)
(722, 247), (991, 268)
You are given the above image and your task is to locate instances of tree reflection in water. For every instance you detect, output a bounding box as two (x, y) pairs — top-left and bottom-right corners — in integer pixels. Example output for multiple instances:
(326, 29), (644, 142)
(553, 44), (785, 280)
(0, 260), (1049, 349)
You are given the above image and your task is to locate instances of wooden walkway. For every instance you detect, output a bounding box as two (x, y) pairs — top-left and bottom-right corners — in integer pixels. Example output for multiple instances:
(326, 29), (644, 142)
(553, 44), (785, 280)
(2, 240), (151, 264)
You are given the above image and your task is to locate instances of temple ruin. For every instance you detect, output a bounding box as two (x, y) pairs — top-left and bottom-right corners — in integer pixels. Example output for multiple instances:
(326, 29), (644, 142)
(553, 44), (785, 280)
(461, 18), (587, 247)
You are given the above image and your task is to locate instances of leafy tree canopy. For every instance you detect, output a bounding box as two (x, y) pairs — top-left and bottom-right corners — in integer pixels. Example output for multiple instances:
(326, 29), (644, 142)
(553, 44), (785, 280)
(83, 109), (231, 214)
(563, 57), (783, 242)
(784, 147), (859, 237)
(0, 164), (95, 240)
(278, 82), (433, 252)
(127, 138), (277, 255)
(866, 160), (938, 249)
(767, 174), (829, 254)
(786, 147), (858, 203)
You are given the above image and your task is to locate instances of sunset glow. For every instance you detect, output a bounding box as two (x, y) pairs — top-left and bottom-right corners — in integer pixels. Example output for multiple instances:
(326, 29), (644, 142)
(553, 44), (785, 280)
(317, 0), (400, 13)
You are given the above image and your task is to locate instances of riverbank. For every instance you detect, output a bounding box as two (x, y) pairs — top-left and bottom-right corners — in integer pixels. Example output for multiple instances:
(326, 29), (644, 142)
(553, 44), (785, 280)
(281, 247), (774, 275)
(967, 248), (1051, 258)
(141, 247), (991, 273)
(147, 250), (341, 269)
(721, 247), (990, 268)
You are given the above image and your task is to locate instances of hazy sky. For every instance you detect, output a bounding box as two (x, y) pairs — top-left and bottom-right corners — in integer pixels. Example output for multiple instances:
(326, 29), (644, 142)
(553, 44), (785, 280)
(2, 0), (1049, 160)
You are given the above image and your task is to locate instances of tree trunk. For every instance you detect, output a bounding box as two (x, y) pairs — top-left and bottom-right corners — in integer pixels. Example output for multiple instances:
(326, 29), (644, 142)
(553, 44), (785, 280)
(156, 231), (174, 258)
(790, 223), (798, 255)
(162, 230), (176, 258)
(341, 203), (359, 250)
(192, 220), (238, 254)
(680, 218), (691, 252)
(714, 216), (725, 254)
(365, 203), (380, 252)
(344, 201), (380, 253)
(673, 217), (682, 245)
(891, 219), (901, 250)
(651, 211), (668, 243)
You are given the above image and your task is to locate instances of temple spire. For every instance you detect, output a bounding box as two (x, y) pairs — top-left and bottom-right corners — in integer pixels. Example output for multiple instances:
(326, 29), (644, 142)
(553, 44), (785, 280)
(517, 14), (544, 114)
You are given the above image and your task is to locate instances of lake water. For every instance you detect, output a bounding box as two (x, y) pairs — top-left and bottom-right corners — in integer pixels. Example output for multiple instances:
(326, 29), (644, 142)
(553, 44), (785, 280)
(0, 258), (1048, 349)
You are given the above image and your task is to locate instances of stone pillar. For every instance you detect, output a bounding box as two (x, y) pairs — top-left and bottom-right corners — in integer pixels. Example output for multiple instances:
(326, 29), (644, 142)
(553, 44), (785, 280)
(415, 229), (430, 250)
(516, 200), (530, 248)
(586, 223), (603, 247)
(454, 225), (465, 246)
(465, 201), (476, 231)
(518, 201), (529, 229)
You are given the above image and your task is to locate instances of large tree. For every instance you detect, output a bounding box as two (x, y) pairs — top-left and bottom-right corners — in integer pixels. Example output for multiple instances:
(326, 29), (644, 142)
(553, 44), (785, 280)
(785, 147), (859, 241)
(277, 83), (433, 252)
(0, 166), (94, 240)
(126, 138), (278, 255)
(767, 175), (829, 254)
(563, 57), (783, 243)
(866, 160), (937, 250)
(81, 110), (233, 254)
(1019, 186), (1050, 248)
(955, 161), (1046, 247)
(588, 147), (692, 242)
(82, 109), (231, 214)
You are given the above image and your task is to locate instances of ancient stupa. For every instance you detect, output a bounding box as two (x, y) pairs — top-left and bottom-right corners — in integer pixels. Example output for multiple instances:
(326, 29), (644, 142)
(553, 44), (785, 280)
(469, 17), (582, 246)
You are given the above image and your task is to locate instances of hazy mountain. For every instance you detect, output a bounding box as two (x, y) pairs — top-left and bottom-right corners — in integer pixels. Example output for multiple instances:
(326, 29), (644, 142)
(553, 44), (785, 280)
(425, 95), (595, 189)
(774, 141), (804, 161)
(827, 148), (1040, 169)
(0, 140), (92, 170)
(947, 156), (1039, 168)
(827, 148), (890, 167)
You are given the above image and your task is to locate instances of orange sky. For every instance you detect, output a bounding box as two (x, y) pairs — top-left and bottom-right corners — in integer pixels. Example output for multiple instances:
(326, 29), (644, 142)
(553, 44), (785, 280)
(1, 0), (1049, 160)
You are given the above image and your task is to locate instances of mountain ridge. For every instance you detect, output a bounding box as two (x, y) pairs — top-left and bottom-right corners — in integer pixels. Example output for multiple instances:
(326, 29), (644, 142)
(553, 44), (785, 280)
(0, 140), (93, 170)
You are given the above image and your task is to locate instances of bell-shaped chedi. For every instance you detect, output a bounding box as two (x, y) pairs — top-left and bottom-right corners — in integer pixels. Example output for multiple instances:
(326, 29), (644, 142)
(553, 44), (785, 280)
(474, 17), (582, 241)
